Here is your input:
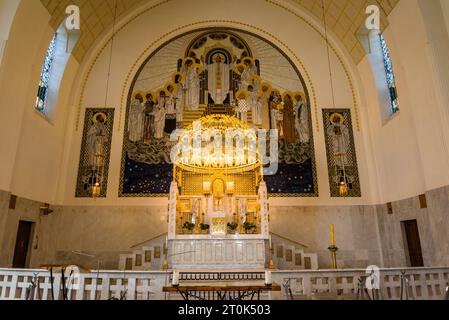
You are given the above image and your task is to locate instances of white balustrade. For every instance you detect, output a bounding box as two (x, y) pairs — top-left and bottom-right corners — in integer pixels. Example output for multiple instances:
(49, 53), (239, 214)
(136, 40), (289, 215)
(272, 267), (449, 300)
(1, 267), (448, 300)
(0, 269), (168, 301)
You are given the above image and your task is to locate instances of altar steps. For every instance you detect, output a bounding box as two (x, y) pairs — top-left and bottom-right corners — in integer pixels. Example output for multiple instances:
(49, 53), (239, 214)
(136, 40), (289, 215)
(118, 233), (167, 271)
(118, 232), (319, 271)
(269, 233), (319, 270)
(181, 104), (254, 128)
(182, 104), (207, 128)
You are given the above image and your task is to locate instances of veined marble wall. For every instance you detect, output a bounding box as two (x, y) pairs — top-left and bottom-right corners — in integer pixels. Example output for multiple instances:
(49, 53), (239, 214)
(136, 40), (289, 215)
(0, 190), (41, 267)
(376, 185), (449, 267)
(269, 205), (381, 269)
(0, 186), (448, 270)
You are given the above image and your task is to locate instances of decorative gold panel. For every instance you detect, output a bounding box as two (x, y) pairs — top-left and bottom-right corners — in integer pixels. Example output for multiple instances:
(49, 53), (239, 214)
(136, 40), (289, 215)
(276, 245), (284, 258)
(144, 250), (152, 263)
(181, 171), (256, 196)
(286, 250), (293, 262)
(154, 246), (161, 259)
(211, 218), (226, 235)
(295, 253), (302, 266)
(135, 254), (142, 267)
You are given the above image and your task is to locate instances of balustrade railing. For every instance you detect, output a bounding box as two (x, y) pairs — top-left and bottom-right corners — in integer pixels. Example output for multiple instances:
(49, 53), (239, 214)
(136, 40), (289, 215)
(273, 267), (449, 300)
(1, 267), (448, 300)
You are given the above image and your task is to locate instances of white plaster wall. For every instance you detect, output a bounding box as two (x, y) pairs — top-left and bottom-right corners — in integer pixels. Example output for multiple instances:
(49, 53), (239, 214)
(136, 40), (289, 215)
(0, 191), (41, 267)
(357, 0), (449, 203)
(29, 204), (168, 269)
(0, 0), (20, 66)
(270, 205), (382, 269)
(0, 0), (80, 204)
(376, 185), (449, 267)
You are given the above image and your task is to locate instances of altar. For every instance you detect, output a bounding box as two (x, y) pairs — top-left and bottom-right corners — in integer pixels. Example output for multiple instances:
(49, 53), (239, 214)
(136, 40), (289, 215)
(167, 114), (270, 270)
(207, 211), (227, 236)
(169, 237), (266, 269)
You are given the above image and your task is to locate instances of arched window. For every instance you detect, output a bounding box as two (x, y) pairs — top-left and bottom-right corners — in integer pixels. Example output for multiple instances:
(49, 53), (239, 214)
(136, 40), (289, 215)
(34, 23), (79, 119)
(358, 28), (400, 124)
(379, 34), (399, 114)
(35, 34), (58, 113)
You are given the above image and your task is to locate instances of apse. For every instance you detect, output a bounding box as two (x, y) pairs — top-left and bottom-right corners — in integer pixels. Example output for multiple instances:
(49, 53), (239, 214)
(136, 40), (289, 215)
(119, 29), (317, 197)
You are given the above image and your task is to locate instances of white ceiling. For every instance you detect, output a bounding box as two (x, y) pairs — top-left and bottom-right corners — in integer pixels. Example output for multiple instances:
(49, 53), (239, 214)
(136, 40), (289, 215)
(40, 0), (399, 64)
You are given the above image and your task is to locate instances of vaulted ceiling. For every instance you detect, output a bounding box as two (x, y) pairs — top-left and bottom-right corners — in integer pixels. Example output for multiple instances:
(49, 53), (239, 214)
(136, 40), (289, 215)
(40, 0), (399, 64)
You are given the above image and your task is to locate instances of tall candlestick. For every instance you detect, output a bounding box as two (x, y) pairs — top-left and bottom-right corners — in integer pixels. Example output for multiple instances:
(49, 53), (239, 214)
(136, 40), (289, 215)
(330, 224), (335, 247)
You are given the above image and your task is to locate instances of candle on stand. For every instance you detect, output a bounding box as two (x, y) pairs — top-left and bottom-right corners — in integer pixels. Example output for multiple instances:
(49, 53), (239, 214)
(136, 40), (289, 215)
(172, 270), (179, 286)
(265, 270), (272, 285)
(330, 224), (335, 247)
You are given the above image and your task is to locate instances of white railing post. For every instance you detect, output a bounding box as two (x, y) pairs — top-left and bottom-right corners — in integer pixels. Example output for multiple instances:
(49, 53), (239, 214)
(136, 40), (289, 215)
(302, 273), (312, 296)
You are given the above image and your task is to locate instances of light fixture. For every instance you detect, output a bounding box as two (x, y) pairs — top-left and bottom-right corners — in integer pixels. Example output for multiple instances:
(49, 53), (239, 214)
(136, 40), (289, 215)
(92, 182), (101, 198)
(338, 181), (348, 197)
(90, 0), (118, 198)
(321, 0), (348, 197)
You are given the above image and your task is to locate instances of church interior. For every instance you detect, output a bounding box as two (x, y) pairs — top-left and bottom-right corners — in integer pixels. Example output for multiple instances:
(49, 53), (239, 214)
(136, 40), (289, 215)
(1, 0), (449, 301)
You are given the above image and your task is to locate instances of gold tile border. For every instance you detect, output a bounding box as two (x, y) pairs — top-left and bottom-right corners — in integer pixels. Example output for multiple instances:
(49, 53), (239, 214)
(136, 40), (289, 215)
(75, 0), (361, 132)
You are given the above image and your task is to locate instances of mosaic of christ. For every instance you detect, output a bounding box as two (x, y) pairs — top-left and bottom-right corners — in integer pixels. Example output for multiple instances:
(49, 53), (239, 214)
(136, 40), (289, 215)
(120, 29), (317, 197)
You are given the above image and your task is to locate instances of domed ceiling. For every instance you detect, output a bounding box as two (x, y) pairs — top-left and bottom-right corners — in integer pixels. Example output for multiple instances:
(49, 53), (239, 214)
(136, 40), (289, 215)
(40, 0), (399, 64)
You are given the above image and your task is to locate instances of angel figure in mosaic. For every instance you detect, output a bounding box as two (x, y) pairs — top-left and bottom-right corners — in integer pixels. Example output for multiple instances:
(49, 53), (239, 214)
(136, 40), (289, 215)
(87, 112), (109, 168)
(327, 113), (351, 166)
(239, 57), (257, 90)
(235, 89), (249, 124)
(128, 93), (145, 142)
(164, 84), (178, 134)
(293, 92), (310, 144)
(173, 72), (185, 124)
(153, 91), (166, 140)
(182, 58), (201, 111)
(143, 92), (156, 144)
(269, 90), (283, 137)
(282, 92), (296, 143)
(259, 83), (272, 130)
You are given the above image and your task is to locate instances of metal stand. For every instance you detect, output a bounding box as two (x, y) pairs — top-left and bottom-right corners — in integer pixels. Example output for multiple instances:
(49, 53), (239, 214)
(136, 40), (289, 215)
(282, 279), (294, 300)
(328, 245), (338, 269)
(26, 272), (41, 300)
(356, 277), (367, 300)
(400, 271), (413, 300)
(444, 283), (449, 300)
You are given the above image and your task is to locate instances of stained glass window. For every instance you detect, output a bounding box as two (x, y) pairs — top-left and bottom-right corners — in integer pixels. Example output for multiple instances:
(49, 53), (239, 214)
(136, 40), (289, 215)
(35, 34), (57, 113)
(379, 34), (399, 114)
